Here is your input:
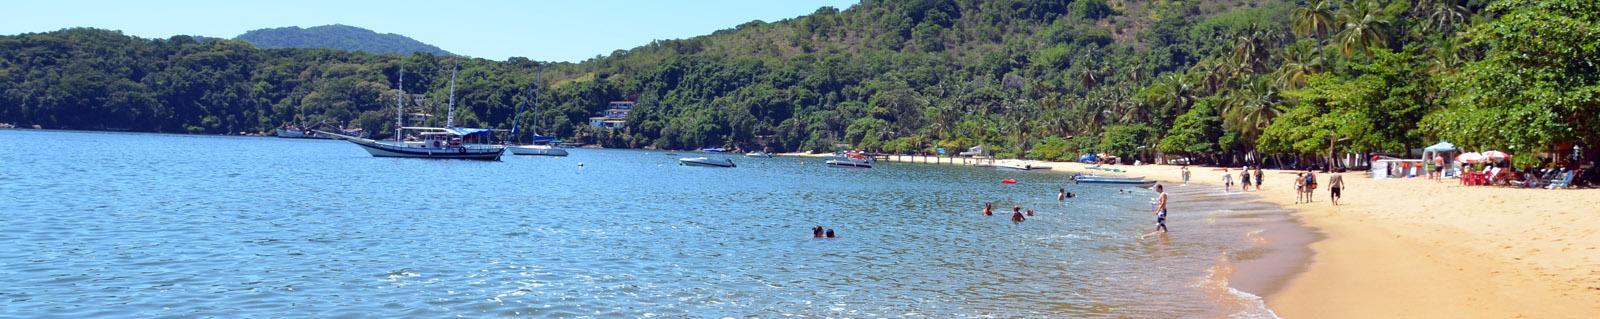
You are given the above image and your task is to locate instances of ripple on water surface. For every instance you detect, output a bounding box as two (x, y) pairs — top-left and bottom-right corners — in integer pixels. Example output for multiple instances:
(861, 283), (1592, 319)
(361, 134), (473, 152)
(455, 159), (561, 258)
(0, 130), (1298, 318)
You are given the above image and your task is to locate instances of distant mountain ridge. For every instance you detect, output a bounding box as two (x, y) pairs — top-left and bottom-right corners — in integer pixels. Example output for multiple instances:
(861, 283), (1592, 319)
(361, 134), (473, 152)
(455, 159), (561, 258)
(234, 24), (449, 55)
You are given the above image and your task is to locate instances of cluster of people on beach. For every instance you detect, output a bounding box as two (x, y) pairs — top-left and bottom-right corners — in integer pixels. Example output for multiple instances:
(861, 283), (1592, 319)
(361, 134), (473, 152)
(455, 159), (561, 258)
(1219, 166), (1265, 192)
(1293, 168), (1345, 205)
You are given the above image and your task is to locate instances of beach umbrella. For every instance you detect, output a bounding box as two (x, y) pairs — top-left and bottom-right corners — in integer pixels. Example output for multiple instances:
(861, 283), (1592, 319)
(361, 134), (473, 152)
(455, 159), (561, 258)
(1483, 150), (1509, 160)
(1457, 152), (1485, 163)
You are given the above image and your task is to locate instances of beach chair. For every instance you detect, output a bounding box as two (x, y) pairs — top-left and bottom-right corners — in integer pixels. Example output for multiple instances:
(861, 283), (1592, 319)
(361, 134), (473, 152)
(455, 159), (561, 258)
(1546, 171), (1574, 189)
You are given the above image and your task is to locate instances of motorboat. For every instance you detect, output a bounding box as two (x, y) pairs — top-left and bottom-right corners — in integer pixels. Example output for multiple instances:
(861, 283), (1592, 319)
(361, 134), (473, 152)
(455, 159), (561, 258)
(701, 148), (727, 153)
(825, 151), (873, 168)
(745, 151), (773, 158)
(680, 157), (736, 168)
(323, 64), (505, 161)
(1071, 174), (1156, 186)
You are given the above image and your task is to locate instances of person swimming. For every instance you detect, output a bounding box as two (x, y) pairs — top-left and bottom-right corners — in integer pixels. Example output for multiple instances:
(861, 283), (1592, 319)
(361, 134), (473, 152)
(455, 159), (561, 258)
(1026, 208), (1035, 216)
(983, 202), (994, 216)
(825, 229), (835, 238)
(1011, 205), (1026, 222)
(1058, 188), (1066, 201)
(812, 226), (824, 238)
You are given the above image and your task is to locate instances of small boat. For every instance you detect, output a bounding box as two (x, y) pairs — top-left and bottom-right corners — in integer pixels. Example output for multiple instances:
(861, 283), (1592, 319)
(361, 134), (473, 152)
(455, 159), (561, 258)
(508, 143), (568, 157)
(701, 148), (727, 153)
(679, 157), (736, 168)
(995, 163), (1051, 171)
(1071, 174), (1156, 186)
(745, 151), (773, 158)
(825, 151), (873, 168)
(1001, 179), (1018, 184)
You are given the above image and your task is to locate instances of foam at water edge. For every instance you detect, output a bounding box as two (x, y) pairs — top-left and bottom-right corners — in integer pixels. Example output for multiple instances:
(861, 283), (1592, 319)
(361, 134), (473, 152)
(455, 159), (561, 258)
(1195, 253), (1282, 319)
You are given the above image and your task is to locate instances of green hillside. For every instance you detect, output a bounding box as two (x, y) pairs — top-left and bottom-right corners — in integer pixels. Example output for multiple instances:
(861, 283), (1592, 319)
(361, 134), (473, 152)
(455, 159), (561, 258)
(235, 24), (450, 55)
(1, 0), (1595, 168)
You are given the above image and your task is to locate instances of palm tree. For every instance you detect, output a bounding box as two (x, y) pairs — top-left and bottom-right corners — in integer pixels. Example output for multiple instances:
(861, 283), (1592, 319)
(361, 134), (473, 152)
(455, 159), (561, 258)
(1416, 0), (1468, 33)
(1222, 78), (1282, 142)
(1333, 0), (1391, 58)
(1273, 45), (1323, 90)
(1291, 0), (1336, 39)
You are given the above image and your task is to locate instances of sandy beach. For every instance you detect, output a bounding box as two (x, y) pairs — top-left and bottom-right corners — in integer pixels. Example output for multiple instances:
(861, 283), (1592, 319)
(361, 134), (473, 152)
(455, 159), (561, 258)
(812, 154), (1600, 318)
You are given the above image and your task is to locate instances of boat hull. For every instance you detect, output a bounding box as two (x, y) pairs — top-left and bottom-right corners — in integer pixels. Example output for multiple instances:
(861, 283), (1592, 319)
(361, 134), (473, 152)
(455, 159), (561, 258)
(509, 145), (569, 157)
(318, 130), (504, 161)
(825, 159), (873, 168)
(679, 157), (736, 168)
(1072, 175), (1155, 186)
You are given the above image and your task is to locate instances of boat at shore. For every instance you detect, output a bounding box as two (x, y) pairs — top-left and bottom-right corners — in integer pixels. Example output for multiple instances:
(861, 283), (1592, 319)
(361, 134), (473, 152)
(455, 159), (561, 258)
(745, 151), (773, 158)
(680, 157), (736, 167)
(505, 76), (569, 157)
(825, 151), (874, 168)
(1071, 174), (1155, 186)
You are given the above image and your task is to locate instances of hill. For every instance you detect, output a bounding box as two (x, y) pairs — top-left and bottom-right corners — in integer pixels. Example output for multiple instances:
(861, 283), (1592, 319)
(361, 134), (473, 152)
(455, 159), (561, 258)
(2, 0), (1595, 169)
(234, 24), (449, 55)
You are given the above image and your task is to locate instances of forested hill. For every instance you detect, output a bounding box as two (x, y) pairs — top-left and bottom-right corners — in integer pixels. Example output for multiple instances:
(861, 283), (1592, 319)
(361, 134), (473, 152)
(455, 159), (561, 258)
(234, 24), (450, 55)
(2, 0), (1596, 167)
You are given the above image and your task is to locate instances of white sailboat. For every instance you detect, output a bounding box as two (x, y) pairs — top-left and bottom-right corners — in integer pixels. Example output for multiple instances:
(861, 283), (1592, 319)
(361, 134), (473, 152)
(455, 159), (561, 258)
(506, 76), (569, 157)
(322, 64), (506, 160)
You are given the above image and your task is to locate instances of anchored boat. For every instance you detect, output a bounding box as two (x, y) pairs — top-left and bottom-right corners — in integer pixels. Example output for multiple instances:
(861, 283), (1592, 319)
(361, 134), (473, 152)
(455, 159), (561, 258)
(1071, 174), (1156, 186)
(679, 157), (736, 168)
(825, 151), (874, 168)
(325, 63), (505, 161)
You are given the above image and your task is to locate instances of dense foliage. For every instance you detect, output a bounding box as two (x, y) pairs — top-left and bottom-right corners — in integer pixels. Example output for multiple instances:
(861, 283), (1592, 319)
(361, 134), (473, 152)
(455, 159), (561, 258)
(2, 0), (1595, 168)
(235, 24), (450, 55)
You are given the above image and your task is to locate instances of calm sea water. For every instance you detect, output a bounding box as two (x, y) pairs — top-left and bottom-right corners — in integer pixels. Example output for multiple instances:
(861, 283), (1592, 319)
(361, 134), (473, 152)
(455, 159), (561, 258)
(1, 130), (1296, 318)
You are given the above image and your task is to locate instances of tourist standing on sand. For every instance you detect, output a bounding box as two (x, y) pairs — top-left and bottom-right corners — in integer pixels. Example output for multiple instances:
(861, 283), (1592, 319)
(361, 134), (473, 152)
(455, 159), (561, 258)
(1303, 169), (1317, 202)
(1222, 168), (1234, 192)
(1181, 165), (1191, 185)
(1248, 165), (1260, 190)
(1294, 172), (1306, 204)
(1154, 184), (1168, 233)
(1440, 153), (1452, 180)
(1329, 169), (1345, 205)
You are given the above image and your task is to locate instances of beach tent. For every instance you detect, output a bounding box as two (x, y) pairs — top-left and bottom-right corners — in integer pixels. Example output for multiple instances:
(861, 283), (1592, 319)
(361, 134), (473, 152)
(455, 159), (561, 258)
(1421, 141), (1460, 177)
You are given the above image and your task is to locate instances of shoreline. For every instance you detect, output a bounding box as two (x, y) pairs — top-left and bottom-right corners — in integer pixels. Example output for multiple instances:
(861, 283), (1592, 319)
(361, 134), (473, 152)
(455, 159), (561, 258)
(806, 153), (1600, 317)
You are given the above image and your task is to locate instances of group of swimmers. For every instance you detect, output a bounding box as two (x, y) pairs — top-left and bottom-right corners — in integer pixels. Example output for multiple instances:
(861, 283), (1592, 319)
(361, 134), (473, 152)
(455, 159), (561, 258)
(811, 226), (836, 238)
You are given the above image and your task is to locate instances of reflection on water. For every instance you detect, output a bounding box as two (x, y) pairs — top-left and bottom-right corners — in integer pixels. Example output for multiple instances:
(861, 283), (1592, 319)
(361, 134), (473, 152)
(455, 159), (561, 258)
(0, 130), (1295, 318)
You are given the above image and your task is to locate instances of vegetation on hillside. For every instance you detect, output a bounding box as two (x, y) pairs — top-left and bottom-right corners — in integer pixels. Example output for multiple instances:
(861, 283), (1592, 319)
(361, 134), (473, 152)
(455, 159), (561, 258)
(234, 24), (450, 55)
(1, 0), (1595, 169)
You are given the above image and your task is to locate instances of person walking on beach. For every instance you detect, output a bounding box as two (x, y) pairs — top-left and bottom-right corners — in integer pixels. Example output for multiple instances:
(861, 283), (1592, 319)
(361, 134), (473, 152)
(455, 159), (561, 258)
(1240, 165), (1253, 192)
(1433, 154), (1445, 181)
(1294, 172), (1306, 204)
(1181, 165), (1191, 185)
(1303, 169), (1317, 202)
(1222, 168), (1234, 192)
(1154, 184), (1169, 233)
(1329, 169), (1345, 205)
(1253, 166), (1264, 191)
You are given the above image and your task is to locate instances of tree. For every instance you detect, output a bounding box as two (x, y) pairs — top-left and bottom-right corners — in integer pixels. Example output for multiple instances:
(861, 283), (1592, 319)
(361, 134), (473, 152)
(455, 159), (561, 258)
(1158, 97), (1223, 158)
(1333, 0), (1391, 58)
(1291, 0), (1336, 39)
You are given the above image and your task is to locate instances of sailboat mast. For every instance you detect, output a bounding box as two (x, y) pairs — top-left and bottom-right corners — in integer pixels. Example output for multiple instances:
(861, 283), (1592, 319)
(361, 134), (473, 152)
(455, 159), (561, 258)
(447, 64), (458, 128)
(395, 66), (404, 141)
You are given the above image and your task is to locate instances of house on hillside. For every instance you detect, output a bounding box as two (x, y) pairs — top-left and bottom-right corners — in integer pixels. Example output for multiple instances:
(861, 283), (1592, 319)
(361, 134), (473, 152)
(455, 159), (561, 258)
(588, 101), (633, 129)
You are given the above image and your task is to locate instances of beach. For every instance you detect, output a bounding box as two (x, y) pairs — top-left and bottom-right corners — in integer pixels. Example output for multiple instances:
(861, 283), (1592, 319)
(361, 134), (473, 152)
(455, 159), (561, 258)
(848, 154), (1600, 317)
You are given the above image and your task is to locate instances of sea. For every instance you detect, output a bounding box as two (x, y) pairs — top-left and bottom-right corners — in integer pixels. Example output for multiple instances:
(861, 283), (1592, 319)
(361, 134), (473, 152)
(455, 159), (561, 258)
(0, 130), (1310, 318)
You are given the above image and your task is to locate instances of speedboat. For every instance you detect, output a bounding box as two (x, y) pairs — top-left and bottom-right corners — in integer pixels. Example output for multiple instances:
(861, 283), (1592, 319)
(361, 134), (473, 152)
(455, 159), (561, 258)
(1071, 174), (1155, 186)
(745, 151), (773, 158)
(825, 151), (873, 168)
(680, 157), (736, 168)
(701, 148), (727, 153)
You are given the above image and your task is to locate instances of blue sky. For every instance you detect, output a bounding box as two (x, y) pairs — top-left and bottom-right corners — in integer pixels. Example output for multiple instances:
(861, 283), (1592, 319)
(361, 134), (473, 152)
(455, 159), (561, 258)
(1, 0), (859, 62)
